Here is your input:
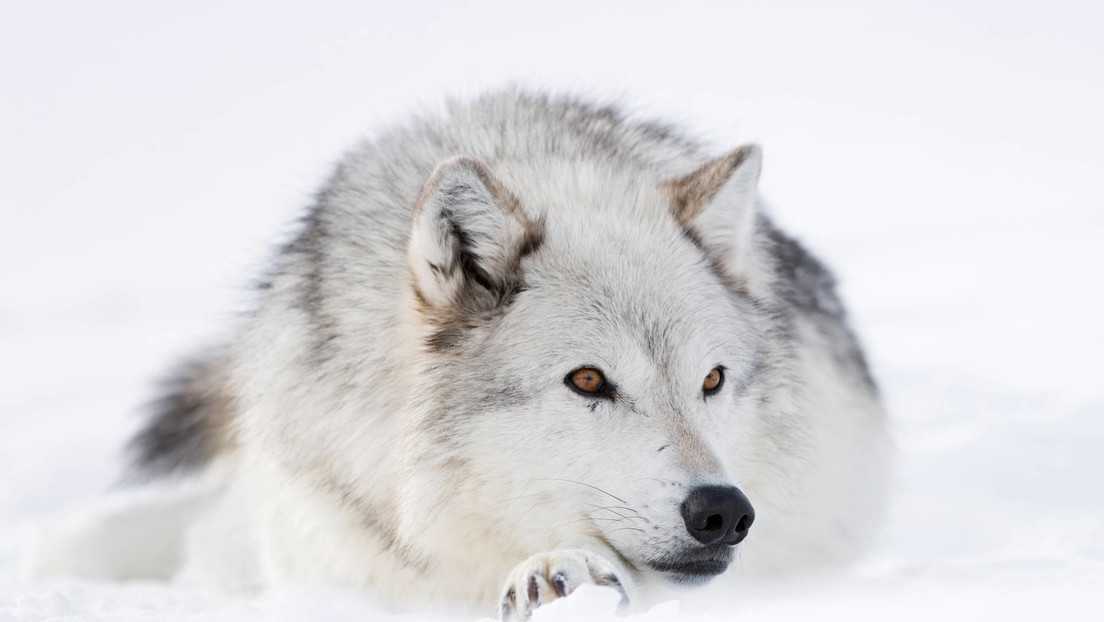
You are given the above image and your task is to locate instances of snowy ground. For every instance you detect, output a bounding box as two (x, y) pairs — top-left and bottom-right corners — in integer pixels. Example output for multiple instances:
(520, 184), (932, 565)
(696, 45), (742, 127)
(2, 1), (1103, 620)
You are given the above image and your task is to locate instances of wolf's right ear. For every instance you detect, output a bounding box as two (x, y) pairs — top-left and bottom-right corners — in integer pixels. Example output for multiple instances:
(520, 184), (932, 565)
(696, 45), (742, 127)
(408, 157), (542, 312)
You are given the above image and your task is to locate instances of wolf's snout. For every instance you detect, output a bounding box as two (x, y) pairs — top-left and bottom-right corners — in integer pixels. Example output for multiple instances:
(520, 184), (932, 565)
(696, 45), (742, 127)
(680, 486), (755, 546)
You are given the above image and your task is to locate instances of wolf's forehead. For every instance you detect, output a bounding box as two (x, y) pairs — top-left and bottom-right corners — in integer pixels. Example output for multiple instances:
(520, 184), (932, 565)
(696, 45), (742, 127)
(503, 157), (667, 218)
(518, 240), (729, 353)
(499, 159), (734, 351)
(534, 206), (709, 294)
(497, 280), (733, 390)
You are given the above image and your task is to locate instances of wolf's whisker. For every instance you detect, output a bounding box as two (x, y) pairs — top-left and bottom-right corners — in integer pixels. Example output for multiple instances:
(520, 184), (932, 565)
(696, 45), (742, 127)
(604, 526), (646, 536)
(533, 478), (627, 504)
(584, 503), (640, 515)
(586, 506), (645, 522)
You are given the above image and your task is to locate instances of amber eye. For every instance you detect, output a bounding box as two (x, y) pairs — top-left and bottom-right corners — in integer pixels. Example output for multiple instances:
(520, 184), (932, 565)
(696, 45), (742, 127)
(703, 367), (724, 395)
(567, 367), (606, 395)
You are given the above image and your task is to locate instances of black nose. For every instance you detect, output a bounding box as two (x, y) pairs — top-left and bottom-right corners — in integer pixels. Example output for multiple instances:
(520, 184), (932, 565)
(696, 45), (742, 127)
(680, 485), (755, 546)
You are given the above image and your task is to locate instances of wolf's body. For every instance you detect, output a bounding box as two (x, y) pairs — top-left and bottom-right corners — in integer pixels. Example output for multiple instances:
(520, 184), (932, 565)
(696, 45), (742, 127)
(34, 91), (892, 618)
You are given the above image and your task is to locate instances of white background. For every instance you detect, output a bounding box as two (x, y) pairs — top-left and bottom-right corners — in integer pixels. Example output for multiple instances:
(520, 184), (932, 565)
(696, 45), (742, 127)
(2, 1), (1102, 620)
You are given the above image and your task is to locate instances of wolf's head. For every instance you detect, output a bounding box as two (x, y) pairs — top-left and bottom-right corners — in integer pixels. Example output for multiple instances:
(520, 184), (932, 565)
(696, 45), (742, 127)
(400, 146), (778, 585)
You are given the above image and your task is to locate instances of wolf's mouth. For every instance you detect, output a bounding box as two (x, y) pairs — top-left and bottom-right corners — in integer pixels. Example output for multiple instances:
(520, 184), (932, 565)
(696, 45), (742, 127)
(646, 545), (734, 585)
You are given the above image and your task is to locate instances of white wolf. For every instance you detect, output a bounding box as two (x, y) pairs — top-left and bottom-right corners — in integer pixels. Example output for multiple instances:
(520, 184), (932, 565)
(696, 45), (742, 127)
(33, 91), (892, 619)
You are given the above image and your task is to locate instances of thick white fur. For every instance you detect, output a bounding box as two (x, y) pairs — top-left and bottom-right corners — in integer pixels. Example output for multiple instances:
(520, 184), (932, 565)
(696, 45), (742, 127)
(33, 91), (892, 618)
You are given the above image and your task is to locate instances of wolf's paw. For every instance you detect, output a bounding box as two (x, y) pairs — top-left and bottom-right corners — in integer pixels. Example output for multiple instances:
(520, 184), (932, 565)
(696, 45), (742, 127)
(499, 548), (629, 621)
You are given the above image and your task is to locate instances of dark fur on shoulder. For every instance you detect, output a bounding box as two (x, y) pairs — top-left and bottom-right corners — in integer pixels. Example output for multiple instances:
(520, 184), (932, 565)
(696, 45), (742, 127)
(764, 221), (877, 391)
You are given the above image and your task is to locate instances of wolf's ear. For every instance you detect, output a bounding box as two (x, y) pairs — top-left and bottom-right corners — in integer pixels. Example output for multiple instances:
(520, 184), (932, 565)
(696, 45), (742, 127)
(662, 144), (763, 280)
(408, 157), (542, 311)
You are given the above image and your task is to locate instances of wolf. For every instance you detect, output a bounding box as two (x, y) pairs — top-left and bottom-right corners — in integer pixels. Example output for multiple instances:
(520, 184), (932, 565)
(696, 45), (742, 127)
(33, 90), (892, 619)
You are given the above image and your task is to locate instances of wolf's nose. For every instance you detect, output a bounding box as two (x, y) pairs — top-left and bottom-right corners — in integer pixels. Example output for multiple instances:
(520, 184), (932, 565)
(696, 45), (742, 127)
(680, 485), (755, 546)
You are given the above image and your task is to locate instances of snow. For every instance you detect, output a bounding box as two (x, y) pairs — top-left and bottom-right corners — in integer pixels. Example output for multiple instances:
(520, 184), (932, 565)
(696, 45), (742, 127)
(2, 0), (1103, 620)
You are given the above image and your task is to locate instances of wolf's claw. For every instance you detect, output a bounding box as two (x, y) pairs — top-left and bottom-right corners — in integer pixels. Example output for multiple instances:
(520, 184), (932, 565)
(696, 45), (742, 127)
(498, 549), (629, 621)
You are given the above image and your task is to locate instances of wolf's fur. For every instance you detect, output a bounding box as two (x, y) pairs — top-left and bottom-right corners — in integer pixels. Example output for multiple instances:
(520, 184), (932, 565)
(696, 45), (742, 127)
(35, 91), (892, 616)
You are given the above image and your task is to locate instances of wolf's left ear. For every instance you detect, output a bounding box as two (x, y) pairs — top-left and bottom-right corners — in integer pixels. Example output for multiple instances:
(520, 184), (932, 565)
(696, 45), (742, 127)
(662, 144), (763, 280)
(408, 156), (542, 312)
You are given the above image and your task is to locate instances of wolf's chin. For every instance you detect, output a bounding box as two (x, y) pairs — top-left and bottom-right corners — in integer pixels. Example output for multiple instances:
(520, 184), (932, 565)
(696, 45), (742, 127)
(663, 569), (723, 586)
(646, 545), (734, 585)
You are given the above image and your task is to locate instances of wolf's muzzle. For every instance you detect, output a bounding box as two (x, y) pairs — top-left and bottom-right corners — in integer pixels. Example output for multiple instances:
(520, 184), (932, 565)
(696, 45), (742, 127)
(680, 485), (755, 546)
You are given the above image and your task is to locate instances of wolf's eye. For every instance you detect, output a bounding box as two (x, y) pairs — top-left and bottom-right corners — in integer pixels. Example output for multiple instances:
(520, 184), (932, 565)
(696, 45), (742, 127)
(703, 367), (724, 395)
(567, 367), (606, 395)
